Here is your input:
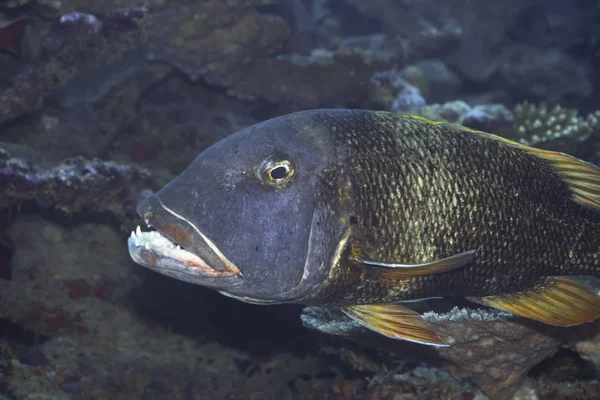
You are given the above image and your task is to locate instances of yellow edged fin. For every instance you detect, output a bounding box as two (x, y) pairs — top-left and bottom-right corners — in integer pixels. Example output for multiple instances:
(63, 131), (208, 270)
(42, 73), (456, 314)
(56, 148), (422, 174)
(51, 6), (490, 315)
(341, 303), (448, 346)
(351, 250), (475, 282)
(467, 277), (600, 326)
(467, 129), (600, 210)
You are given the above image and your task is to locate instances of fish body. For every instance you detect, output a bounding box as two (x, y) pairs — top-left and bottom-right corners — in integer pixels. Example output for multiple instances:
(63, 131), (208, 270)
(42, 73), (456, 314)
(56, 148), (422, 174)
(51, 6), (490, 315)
(129, 109), (600, 346)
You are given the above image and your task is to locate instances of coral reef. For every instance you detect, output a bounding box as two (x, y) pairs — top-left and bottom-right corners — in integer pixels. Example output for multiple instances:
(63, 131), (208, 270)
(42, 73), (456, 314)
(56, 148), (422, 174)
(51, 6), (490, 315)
(0, 146), (152, 216)
(0, 6), (146, 125)
(343, 0), (535, 83)
(408, 100), (600, 156)
(416, 100), (515, 132)
(302, 306), (563, 399)
(369, 69), (426, 113)
(511, 102), (600, 148)
(1, 0), (600, 398)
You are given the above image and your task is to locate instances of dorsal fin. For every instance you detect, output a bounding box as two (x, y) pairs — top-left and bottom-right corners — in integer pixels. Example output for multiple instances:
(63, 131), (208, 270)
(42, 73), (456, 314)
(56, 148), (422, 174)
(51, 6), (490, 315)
(470, 129), (600, 210)
(351, 250), (475, 282)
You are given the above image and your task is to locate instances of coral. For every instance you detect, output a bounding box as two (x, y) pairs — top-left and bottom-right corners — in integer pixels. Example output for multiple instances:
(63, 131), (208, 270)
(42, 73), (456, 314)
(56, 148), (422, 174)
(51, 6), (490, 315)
(343, 0), (538, 83)
(369, 69), (426, 113)
(232, 43), (404, 108)
(416, 100), (514, 132)
(509, 101), (600, 147)
(0, 146), (152, 215)
(414, 100), (600, 155)
(302, 305), (561, 399)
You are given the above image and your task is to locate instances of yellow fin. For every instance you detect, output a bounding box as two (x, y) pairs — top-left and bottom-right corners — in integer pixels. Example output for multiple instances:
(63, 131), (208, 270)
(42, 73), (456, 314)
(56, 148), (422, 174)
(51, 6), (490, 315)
(467, 277), (600, 326)
(341, 303), (448, 346)
(466, 129), (600, 210)
(352, 250), (475, 282)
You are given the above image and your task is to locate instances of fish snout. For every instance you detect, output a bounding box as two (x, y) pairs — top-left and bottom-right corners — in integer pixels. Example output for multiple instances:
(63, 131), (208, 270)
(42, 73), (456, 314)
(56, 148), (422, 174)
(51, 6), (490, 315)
(136, 194), (238, 275)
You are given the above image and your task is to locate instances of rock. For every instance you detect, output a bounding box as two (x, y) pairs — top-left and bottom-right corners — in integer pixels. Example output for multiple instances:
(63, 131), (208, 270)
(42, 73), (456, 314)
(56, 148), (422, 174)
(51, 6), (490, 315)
(302, 306), (562, 399)
(497, 44), (593, 103)
(414, 59), (462, 102)
(145, 0), (290, 83)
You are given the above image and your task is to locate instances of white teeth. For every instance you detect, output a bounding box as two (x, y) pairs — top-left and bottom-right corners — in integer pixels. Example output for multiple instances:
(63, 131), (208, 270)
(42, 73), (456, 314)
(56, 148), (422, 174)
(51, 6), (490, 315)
(130, 225), (179, 252)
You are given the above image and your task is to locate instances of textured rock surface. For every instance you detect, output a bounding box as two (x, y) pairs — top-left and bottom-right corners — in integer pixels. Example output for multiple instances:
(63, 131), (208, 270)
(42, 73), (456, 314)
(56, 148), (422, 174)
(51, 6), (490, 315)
(0, 146), (152, 215)
(145, 0), (290, 83)
(428, 309), (561, 400)
(343, 0), (538, 82)
(302, 306), (563, 399)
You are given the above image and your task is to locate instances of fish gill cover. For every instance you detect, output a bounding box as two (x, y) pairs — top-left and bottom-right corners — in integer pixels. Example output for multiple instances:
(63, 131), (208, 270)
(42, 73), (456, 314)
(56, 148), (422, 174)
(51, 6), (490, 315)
(0, 0), (600, 399)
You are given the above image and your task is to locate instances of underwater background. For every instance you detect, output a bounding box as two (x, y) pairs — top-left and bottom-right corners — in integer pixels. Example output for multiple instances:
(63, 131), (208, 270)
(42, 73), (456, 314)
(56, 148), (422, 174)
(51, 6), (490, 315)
(1, 0), (600, 399)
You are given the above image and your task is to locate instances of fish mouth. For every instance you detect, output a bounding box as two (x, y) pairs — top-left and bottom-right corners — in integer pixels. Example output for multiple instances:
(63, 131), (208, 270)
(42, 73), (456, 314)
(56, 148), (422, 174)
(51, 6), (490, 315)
(127, 197), (241, 284)
(128, 226), (239, 278)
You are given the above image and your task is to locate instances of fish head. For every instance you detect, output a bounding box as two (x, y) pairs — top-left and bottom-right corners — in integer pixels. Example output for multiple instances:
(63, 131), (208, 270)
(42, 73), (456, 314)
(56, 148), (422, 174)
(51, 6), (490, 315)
(128, 110), (347, 303)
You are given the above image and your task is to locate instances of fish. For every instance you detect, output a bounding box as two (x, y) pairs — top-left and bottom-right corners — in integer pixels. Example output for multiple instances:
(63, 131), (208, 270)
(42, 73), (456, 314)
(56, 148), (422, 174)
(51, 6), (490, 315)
(128, 109), (600, 347)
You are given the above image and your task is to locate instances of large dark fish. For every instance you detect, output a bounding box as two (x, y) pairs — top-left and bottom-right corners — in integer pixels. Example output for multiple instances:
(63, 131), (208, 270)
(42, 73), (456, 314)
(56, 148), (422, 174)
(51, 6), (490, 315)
(128, 109), (600, 346)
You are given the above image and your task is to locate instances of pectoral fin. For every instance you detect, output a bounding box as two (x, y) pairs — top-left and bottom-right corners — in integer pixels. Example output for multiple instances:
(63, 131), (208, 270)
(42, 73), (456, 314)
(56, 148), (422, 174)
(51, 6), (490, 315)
(352, 250), (475, 282)
(341, 303), (448, 346)
(467, 277), (600, 326)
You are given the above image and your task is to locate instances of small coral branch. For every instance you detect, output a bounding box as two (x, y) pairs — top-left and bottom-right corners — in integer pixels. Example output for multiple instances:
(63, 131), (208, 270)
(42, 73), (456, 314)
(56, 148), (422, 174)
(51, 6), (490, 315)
(512, 101), (600, 147)
(0, 147), (152, 214)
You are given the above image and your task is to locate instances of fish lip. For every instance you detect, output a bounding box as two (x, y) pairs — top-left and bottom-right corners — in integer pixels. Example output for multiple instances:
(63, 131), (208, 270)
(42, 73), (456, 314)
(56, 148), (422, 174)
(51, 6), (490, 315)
(127, 228), (240, 279)
(139, 201), (241, 276)
(128, 197), (242, 279)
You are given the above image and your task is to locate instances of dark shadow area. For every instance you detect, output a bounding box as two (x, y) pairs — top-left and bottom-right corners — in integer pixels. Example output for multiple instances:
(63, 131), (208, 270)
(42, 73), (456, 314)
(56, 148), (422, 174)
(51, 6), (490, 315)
(530, 347), (597, 381)
(128, 270), (318, 358)
(0, 318), (49, 347)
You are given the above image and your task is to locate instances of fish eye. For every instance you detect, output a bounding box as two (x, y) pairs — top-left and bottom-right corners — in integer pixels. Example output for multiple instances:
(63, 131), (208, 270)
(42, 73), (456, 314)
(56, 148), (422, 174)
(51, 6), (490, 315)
(260, 159), (295, 187)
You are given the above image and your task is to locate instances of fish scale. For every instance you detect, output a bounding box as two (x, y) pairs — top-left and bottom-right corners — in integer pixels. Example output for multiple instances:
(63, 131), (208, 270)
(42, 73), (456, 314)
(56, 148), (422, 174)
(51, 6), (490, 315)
(301, 112), (600, 307)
